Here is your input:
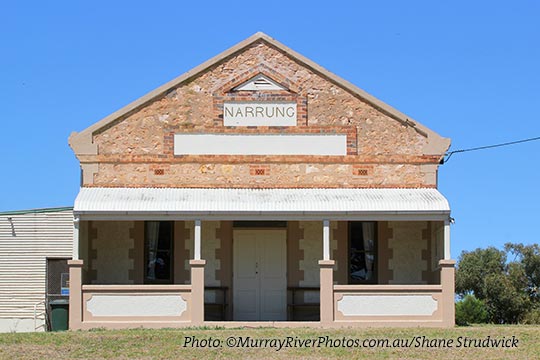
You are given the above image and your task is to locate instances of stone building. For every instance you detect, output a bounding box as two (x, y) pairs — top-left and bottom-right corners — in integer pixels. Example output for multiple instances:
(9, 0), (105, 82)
(68, 32), (455, 328)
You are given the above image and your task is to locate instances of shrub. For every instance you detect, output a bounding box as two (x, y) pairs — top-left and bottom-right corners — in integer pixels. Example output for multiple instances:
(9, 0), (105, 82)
(455, 294), (488, 326)
(522, 307), (540, 324)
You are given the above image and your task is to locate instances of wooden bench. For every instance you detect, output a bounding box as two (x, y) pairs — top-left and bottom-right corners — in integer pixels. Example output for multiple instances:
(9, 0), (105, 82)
(287, 287), (320, 321)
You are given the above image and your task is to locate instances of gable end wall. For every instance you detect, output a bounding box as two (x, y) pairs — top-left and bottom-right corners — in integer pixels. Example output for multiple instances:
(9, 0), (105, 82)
(75, 41), (446, 188)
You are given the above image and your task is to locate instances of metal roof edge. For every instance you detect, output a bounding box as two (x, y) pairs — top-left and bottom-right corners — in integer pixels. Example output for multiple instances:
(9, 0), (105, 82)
(0, 206), (74, 216)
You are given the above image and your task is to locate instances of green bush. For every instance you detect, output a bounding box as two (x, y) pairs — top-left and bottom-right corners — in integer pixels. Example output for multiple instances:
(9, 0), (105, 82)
(455, 294), (488, 326)
(522, 307), (540, 324)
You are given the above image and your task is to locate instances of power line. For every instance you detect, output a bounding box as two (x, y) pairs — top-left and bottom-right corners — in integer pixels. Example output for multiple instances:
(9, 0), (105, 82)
(442, 136), (540, 164)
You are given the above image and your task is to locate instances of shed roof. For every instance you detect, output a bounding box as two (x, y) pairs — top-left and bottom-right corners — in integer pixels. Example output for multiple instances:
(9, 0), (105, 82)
(0, 207), (73, 216)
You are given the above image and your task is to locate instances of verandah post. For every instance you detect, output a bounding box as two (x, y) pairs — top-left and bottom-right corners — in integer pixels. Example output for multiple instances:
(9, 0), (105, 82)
(439, 259), (456, 327)
(319, 219), (334, 325)
(444, 219), (451, 260)
(72, 216), (80, 260)
(67, 259), (83, 330)
(319, 260), (335, 325)
(190, 219), (205, 325)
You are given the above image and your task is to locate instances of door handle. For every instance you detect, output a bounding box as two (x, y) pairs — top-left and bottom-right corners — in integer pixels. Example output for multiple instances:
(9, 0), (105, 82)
(255, 261), (258, 274)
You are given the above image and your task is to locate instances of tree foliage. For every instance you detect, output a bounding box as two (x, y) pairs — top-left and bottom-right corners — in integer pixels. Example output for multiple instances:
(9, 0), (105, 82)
(483, 272), (530, 323)
(455, 247), (506, 299)
(505, 243), (540, 301)
(455, 243), (540, 324)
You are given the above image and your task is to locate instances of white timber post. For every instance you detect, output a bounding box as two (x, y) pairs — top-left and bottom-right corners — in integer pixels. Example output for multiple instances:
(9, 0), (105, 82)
(444, 218), (451, 260)
(72, 216), (80, 260)
(194, 219), (201, 260)
(323, 219), (330, 260)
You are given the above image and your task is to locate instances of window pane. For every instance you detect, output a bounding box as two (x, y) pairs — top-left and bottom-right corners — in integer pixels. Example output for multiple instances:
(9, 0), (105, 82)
(349, 221), (377, 283)
(154, 251), (171, 280)
(145, 221), (173, 283)
(145, 222), (160, 281)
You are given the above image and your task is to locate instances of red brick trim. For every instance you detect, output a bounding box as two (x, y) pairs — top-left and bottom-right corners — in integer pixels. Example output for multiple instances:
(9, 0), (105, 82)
(85, 154), (442, 165)
(211, 64), (308, 127)
(249, 165), (270, 176)
(214, 63), (303, 95)
(212, 93), (308, 127)
(352, 165), (373, 176)
(84, 183), (438, 189)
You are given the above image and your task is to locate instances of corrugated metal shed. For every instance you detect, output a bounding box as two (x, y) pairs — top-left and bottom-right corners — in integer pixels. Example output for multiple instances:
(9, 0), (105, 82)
(74, 188), (450, 218)
(0, 208), (73, 332)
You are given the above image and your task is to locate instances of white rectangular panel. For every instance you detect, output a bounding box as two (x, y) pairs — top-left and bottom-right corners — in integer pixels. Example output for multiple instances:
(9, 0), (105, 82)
(86, 295), (187, 317)
(174, 134), (347, 156)
(223, 102), (296, 126)
(337, 295), (438, 316)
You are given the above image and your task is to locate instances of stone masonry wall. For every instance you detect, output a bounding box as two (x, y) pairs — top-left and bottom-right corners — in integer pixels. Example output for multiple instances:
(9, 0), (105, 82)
(90, 221), (134, 284)
(388, 221), (428, 284)
(81, 41), (441, 188)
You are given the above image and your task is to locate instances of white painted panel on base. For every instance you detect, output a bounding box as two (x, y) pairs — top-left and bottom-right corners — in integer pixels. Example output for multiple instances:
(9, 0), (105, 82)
(86, 295), (187, 317)
(337, 295), (438, 316)
(174, 134), (347, 156)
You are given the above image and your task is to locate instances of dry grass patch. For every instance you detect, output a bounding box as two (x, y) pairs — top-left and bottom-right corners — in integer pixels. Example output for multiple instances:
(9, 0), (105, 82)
(0, 325), (539, 359)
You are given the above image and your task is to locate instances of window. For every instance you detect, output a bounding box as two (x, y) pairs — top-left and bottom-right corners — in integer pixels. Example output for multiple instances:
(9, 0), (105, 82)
(145, 221), (173, 284)
(349, 222), (377, 283)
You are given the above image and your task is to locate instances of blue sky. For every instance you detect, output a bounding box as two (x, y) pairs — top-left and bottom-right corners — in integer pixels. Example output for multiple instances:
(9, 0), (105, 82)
(1, 1), (539, 258)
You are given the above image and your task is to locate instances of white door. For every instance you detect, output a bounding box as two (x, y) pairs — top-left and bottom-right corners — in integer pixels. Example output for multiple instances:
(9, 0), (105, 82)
(233, 229), (287, 321)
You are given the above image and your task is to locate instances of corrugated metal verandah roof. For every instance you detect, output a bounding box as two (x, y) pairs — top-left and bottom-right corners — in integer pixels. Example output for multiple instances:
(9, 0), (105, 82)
(74, 188), (450, 220)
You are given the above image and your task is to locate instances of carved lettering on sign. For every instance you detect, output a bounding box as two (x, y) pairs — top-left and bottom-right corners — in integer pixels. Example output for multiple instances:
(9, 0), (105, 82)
(223, 102), (297, 126)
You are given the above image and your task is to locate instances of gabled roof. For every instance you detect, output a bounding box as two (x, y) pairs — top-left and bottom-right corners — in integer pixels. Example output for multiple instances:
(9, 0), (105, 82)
(69, 32), (450, 156)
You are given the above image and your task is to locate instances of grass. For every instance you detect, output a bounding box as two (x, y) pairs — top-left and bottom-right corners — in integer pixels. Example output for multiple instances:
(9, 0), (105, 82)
(0, 325), (539, 359)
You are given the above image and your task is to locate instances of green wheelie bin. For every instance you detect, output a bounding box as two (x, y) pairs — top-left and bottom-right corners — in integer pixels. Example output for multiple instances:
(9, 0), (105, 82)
(49, 299), (69, 331)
